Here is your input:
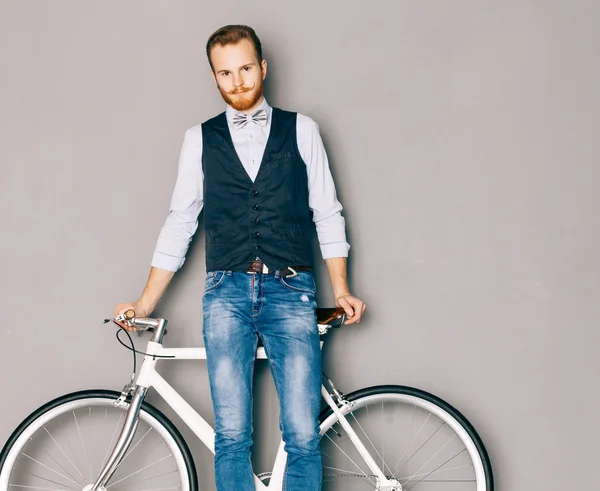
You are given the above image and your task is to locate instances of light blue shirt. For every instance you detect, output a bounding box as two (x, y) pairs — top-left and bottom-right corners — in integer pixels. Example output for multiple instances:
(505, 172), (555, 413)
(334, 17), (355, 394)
(152, 99), (350, 272)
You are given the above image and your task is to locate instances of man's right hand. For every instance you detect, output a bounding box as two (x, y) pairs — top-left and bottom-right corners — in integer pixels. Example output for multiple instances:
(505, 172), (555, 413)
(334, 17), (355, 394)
(113, 301), (149, 332)
(112, 267), (175, 332)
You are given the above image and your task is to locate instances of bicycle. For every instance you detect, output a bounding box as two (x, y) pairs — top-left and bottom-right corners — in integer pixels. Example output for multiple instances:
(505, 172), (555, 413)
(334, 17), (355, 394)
(0, 307), (493, 491)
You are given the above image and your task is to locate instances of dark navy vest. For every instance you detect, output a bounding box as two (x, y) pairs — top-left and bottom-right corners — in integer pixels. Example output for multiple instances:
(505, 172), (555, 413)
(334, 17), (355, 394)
(201, 108), (314, 272)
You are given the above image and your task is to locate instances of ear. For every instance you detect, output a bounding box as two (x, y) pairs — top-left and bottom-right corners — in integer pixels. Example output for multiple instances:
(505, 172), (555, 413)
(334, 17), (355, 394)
(261, 59), (268, 80)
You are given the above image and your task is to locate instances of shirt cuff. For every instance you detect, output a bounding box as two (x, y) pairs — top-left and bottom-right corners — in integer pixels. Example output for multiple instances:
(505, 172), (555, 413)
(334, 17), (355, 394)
(151, 251), (185, 272)
(320, 242), (350, 260)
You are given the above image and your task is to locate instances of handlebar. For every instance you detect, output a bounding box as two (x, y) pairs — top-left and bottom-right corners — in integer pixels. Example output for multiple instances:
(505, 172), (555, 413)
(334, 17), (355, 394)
(106, 310), (168, 342)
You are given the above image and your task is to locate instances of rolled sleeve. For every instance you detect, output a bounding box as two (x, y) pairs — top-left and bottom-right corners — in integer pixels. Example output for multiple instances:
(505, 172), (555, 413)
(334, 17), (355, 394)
(151, 126), (204, 271)
(151, 250), (186, 272)
(320, 241), (351, 260)
(297, 113), (350, 259)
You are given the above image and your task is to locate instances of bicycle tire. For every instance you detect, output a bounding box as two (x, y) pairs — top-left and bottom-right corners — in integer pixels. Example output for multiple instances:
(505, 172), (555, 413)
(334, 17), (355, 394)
(0, 389), (198, 491)
(318, 384), (493, 491)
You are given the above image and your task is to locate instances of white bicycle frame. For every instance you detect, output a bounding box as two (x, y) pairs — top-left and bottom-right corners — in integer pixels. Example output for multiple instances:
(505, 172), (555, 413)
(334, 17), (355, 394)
(93, 316), (399, 491)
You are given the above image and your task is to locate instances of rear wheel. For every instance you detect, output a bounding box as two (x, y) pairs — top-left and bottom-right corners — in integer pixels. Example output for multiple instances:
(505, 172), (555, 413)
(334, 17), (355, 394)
(319, 385), (493, 491)
(0, 390), (198, 491)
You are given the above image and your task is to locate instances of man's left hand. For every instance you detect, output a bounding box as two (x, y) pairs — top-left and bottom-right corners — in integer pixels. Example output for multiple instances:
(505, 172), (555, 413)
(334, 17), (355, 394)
(336, 294), (366, 325)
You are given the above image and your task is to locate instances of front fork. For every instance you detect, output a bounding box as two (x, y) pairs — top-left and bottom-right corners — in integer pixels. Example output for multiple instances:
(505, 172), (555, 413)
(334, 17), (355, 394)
(88, 385), (148, 491)
(322, 375), (403, 491)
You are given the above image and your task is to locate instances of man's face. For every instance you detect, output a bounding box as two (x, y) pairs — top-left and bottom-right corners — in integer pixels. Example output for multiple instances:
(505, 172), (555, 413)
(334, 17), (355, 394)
(210, 38), (267, 112)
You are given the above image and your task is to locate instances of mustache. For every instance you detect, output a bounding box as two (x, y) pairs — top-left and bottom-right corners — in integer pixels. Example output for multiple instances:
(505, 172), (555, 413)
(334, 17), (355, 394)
(226, 83), (256, 95)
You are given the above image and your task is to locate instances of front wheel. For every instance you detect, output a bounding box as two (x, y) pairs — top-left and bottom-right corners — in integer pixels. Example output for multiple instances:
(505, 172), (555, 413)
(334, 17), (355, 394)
(0, 389), (198, 491)
(319, 385), (493, 491)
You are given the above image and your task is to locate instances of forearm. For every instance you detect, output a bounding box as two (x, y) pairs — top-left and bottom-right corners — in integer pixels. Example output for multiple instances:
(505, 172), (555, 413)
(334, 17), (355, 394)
(139, 266), (175, 314)
(325, 257), (351, 300)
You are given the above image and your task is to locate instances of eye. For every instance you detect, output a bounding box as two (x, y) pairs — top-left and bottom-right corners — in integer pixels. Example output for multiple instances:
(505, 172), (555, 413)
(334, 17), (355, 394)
(243, 66), (251, 71)
(221, 71), (230, 76)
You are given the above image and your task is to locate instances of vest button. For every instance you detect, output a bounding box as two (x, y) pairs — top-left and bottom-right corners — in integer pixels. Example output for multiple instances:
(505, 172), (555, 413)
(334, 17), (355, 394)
(252, 190), (259, 196)
(253, 204), (259, 210)
(255, 218), (260, 224)
(254, 232), (260, 238)
(255, 245), (262, 249)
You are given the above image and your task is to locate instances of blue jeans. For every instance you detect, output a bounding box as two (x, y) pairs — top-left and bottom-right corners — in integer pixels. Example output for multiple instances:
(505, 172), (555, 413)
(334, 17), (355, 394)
(202, 270), (323, 491)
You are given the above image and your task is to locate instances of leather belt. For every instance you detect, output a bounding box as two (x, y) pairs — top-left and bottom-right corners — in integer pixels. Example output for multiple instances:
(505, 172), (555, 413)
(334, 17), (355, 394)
(247, 259), (312, 278)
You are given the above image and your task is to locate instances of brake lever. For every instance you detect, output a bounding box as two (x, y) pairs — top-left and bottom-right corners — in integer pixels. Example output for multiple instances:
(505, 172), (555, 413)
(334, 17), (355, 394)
(103, 315), (141, 336)
(114, 313), (130, 324)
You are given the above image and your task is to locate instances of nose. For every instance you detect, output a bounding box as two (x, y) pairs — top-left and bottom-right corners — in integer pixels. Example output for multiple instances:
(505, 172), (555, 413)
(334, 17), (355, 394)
(232, 71), (244, 88)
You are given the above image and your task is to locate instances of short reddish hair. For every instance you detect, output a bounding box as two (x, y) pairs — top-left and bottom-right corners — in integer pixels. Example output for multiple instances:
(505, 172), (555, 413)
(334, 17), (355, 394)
(206, 25), (263, 70)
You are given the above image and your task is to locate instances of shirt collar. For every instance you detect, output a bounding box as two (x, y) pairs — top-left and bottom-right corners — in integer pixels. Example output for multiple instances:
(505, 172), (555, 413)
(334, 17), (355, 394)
(225, 97), (271, 126)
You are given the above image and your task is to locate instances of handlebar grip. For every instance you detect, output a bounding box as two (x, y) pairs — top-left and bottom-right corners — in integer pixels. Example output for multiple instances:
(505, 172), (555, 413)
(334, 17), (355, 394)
(124, 309), (135, 320)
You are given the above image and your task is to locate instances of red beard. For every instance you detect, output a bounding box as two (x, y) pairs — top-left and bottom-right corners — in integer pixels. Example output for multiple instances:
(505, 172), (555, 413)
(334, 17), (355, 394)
(218, 79), (264, 111)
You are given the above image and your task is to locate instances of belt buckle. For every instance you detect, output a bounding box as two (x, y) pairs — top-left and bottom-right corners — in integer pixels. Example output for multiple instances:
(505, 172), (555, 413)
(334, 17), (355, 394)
(285, 266), (298, 278)
(248, 259), (262, 274)
(248, 259), (269, 274)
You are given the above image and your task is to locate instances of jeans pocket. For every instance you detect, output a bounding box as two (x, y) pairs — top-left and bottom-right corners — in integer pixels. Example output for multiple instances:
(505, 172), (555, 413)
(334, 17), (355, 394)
(279, 272), (316, 294)
(204, 271), (227, 293)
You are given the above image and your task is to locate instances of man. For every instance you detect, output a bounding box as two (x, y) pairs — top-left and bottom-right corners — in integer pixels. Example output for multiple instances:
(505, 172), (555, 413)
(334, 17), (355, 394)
(115, 24), (365, 491)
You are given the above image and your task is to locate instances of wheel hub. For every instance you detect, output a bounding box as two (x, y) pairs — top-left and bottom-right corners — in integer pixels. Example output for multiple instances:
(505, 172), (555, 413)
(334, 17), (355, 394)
(378, 477), (403, 491)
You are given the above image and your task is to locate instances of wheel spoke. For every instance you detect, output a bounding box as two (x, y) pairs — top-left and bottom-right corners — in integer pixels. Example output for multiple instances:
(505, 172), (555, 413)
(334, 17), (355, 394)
(41, 426), (84, 483)
(21, 472), (78, 491)
(392, 412), (432, 474)
(380, 402), (384, 476)
(403, 421), (445, 467)
(20, 454), (80, 487)
(404, 404), (417, 462)
(106, 454), (173, 487)
(323, 433), (376, 486)
(402, 432), (456, 487)
(99, 411), (123, 474)
(118, 427), (154, 467)
(121, 469), (180, 487)
(404, 449), (471, 489)
(56, 419), (86, 483)
(42, 451), (81, 487)
(397, 462), (474, 481)
(349, 410), (395, 477)
(9, 485), (71, 491)
(72, 411), (93, 482)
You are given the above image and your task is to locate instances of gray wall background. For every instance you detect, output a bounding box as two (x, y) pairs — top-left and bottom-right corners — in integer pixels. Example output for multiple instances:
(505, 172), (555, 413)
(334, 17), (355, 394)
(1, 1), (599, 489)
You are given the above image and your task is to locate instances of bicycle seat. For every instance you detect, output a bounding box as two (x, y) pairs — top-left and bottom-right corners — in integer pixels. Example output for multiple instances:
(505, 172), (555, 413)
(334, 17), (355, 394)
(255, 307), (345, 347)
(316, 307), (346, 326)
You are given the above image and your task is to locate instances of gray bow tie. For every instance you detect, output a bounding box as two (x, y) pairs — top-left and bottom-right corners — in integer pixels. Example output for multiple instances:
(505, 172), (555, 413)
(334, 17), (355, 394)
(232, 108), (268, 130)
